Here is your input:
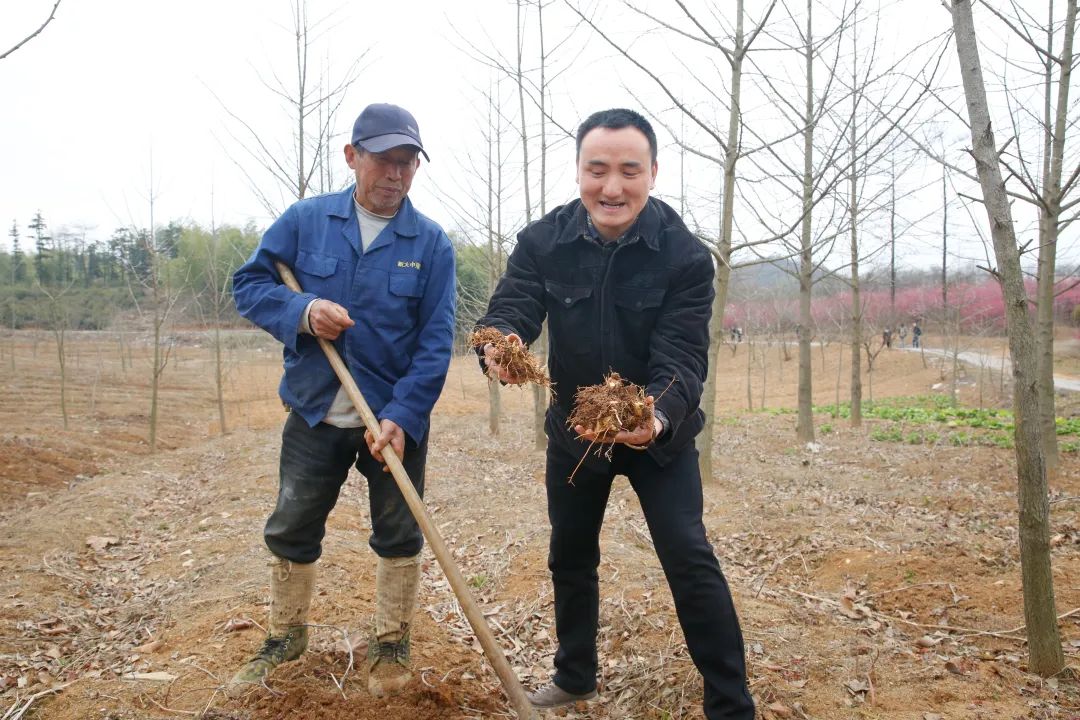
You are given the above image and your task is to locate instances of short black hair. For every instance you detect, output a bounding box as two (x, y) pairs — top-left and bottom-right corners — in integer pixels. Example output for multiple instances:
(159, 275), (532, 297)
(576, 108), (658, 164)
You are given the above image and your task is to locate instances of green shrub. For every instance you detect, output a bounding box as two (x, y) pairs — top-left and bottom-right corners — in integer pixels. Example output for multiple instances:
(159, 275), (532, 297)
(871, 427), (903, 442)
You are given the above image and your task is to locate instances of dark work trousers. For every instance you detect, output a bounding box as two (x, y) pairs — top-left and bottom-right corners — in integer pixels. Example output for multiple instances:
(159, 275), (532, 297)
(263, 412), (427, 564)
(546, 440), (755, 720)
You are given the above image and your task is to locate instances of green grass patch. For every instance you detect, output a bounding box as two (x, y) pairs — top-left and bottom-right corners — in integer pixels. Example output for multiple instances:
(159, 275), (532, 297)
(816, 396), (1018, 431)
(870, 427), (903, 443)
(813, 396), (1074, 450)
(1056, 417), (1080, 436)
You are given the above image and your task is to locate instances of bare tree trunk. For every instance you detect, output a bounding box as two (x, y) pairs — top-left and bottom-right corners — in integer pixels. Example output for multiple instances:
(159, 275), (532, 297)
(835, 337), (843, 414)
(512, 0), (544, 449)
(294, 0), (308, 199)
(746, 340), (754, 411)
(147, 180), (161, 454)
(7, 297), (14, 374)
(942, 164), (948, 309)
(760, 347), (767, 410)
(533, 328), (548, 447)
(795, 0), (816, 444)
(889, 158), (897, 311)
(90, 345), (101, 418)
(208, 203), (229, 437)
(487, 82), (502, 437)
(699, 0), (747, 480)
(54, 325), (67, 430)
(1035, 154), (1058, 475)
(867, 362), (873, 404)
(1001, 342), (1008, 395)
(849, 51), (863, 428)
(532, 2), (549, 450)
(150, 297), (161, 453)
(950, 0), (1063, 676)
(214, 325), (227, 435)
(978, 357), (986, 409)
(950, 337), (960, 407)
(1035, 0), (1075, 477)
(142, 163), (175, 454)
(702, 259), (733, 480)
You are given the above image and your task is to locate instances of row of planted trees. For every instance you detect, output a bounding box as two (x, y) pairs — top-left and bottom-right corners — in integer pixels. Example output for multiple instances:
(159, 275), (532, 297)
(433, 0), (1077, 682)
(0, 216), (262, 450)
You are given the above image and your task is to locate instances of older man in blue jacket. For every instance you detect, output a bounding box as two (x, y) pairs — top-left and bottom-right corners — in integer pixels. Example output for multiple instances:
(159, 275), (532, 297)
(227, 103), (456, 699)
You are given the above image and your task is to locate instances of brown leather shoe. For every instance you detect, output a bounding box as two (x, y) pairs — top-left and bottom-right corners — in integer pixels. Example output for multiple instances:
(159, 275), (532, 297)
(526, 682), (598, 708)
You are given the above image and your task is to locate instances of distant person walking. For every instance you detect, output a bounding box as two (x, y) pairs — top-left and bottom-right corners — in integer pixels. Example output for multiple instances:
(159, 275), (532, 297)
(912, 322), (922, 349)
(882, 327), (893, 349)
(898, 324), (907, 347)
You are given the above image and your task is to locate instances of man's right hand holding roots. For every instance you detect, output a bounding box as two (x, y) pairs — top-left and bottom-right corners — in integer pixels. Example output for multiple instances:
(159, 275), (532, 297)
(483, 333), (527, 384)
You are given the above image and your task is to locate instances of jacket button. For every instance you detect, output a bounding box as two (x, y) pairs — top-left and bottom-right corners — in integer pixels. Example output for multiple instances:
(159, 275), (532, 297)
(635, 301), (642, 308)
(564, 297), (572, 305)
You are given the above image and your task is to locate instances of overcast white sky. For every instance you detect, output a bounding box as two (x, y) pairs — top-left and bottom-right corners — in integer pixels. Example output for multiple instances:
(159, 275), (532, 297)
(1, 0), (663, 247)
(0, 0), (551, 238)
(1, 0), (1074, 272)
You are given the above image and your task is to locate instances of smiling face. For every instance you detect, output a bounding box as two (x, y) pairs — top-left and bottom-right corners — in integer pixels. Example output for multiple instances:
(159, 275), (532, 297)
(345, 143), (420, 216)
(576, 126), (657, 242)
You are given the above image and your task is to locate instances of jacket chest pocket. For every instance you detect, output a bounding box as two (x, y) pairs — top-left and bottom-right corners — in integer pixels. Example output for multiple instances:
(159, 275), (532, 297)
(545, 280), (594, 355)
(295, 251), (342, 297)
(613, 286), (665, 358)
(375, 272), (423, 328)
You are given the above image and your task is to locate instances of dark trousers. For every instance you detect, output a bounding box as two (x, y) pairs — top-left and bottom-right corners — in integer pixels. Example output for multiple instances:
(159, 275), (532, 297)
(264, 412), (427, 564)
(545, 441), (755, 720)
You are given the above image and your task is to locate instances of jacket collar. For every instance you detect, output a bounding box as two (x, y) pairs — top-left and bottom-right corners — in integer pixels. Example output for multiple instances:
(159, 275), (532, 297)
(330, 185), (420, 256)
(557, 198), (661, 252)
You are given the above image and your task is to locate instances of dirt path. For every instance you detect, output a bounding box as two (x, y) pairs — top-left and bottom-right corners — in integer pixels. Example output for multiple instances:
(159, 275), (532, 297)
(904, 345), (1080, 393)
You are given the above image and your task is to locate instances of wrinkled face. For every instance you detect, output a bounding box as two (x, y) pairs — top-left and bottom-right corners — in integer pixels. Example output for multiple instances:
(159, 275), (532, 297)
(576, 126), (657, 241)
(345, 144), (420, 215)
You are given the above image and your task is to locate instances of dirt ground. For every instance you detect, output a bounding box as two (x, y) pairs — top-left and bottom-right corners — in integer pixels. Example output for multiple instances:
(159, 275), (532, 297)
(1, 329), (1079, 720)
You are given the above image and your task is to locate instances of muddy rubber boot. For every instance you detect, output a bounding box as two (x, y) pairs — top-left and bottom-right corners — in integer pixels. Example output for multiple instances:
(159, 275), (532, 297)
(367, 554), (420, 697)
(226, 557), (315, 698)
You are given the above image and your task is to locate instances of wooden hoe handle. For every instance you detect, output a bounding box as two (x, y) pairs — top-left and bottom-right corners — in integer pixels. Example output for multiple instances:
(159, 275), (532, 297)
(274, 262), (536, 720)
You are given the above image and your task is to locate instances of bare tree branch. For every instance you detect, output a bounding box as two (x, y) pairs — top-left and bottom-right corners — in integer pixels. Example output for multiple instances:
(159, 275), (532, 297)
(983, 1), (1064, 65)
(0, 0), (62, 61)
(564, 1), (731, 154)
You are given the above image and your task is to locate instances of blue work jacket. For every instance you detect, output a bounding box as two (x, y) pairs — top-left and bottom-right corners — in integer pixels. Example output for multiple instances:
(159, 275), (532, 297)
(232, 187), (456, 445)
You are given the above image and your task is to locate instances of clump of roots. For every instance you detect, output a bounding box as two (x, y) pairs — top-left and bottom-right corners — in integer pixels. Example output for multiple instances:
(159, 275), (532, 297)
(565, 372), (653, 482)
(470, 327), (552, 388)
(568, 372), (653, 438)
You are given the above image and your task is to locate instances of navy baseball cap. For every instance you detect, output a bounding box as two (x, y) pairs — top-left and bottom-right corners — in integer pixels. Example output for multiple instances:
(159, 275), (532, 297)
(351, 103), (429, 161)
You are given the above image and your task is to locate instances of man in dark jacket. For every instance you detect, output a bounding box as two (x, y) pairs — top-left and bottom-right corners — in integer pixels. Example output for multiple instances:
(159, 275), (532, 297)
(227, 103), (456, 699)
(476, 108), (754, 719)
